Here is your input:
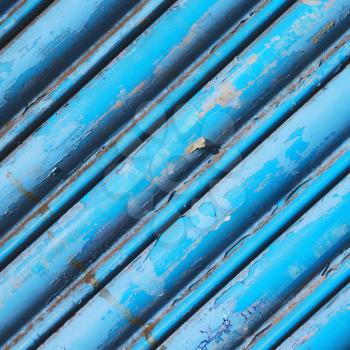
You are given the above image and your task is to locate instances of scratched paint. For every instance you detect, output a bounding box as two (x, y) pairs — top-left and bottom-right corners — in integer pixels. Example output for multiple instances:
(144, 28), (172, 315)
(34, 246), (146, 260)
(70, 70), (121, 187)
(39, 61), (350, 350)
(0, 0), (295, 271)
(4, 24), (350, 350)
(279, 283), (350, 350)
(0, 0), (53, 48)
(0, 0), (348, 235)
(247, 249), (350, 349)
(0, 0), (176, 159)
(0, 0), (259, 233)
(0, 0), (349, 349)
(164, 174), (350, 349)
(0, 0), (141, 126)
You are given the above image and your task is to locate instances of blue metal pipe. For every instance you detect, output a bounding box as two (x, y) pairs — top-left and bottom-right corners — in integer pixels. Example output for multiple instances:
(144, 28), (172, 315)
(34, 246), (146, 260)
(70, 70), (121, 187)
(163, 172), (350, 349)
(250, 250), (350, 349)
(280, 283), (350, 350)
(0, 0), (349, 346)
(0, 0), (296, 266)
(0, 0), (53, 48)
(0, 0), (294, 269)
(0, 0), (15, 15)
(0, 0), (140, 127)
(0, 0), (176, 159)
(127, 140), (350, 348)
(0, 0), (259, 234)
(40, 62), (350, 348)
(4, 16), (350, 350)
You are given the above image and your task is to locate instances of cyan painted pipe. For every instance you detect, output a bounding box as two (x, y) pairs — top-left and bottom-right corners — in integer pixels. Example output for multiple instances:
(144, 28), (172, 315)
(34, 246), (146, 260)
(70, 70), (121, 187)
(40, 63), (350, 349)
(0, 0), (176, 160)
(280, 283), (350, 350)
(163, 173), (350, 349)
(0, 0), (53, 48)
(0, 0), (294, 269)
(0, 0), (15, 15)
(0, 0), (349, 345)
(0, 0), (139, 126)
(251, 250), (350, 350)
(5, 20), (350, 350)
(127, 140), (350, 348)
(0, 0), (258, 233)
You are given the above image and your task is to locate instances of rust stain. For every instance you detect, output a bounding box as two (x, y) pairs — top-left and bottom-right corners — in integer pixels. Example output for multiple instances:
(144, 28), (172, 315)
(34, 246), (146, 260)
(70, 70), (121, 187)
(154, 11), (206, 77)
(325, 0), (336, 10)
(0, 0), (150, 147)
(246, 245), (350, 347)
(92, 80), (147, 128)
(244, 273), (327, 348)
(321, 33), (350, 62)
(312, 21), (335, 44)
(99, 288), (157, 347)
(2, 1), (346, 268)
(44, 0), (150, 96)
(0, 1), (151, 150)
(316, 148), (347, 176)
(248, 148), (346, 239)
(130, 81), (146, 97)
(5, 171), (40, 204)
(0, 0), (259, 250)
(46, 230), (55, 241)
(2, 5), (349, 350)
(125, 258), (229, 348)
(9, 199), (177, 348)
(3, 219), (153, 347)
(8, 111), (342, 348)
(0, 111), (20, 140)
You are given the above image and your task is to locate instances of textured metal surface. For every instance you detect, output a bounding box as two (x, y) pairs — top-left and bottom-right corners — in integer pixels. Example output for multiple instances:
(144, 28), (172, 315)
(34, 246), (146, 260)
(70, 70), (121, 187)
(0, 0), (349, 349)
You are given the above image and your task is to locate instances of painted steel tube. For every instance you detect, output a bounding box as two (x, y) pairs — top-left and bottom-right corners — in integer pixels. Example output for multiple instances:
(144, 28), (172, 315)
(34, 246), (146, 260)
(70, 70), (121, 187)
(0, 0), (140, 126)
(1, 0), (350, 346)
(279, 283), (350, 350)
(163, 173), (350, 350)
(0, 0), (259, 234)
(127, 140), (350, 349)
(5, 24), (350, 350)
(250, 251), (350, 349)
(40, 63), (350, 349)
(0, 0), (53, 48)
(0, 0), (15, 15)
(0, 0), (348, 348)
(0, 0), (294, 269)
(0, 0), (176, 160)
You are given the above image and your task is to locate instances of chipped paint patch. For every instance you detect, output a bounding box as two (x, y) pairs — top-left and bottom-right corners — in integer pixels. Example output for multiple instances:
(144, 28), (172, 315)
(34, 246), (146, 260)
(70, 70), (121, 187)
(186, 137), (207, 154)
(199, 81), (243, 117)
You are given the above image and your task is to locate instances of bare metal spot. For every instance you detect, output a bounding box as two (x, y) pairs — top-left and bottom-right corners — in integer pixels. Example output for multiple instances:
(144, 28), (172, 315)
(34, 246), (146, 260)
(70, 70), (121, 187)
(186, 137), (207, 154)
(199, 81), (243, 117)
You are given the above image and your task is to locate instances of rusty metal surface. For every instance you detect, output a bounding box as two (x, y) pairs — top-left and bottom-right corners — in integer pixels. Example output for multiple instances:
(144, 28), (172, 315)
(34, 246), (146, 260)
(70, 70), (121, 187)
(0, 0), (349, 349)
